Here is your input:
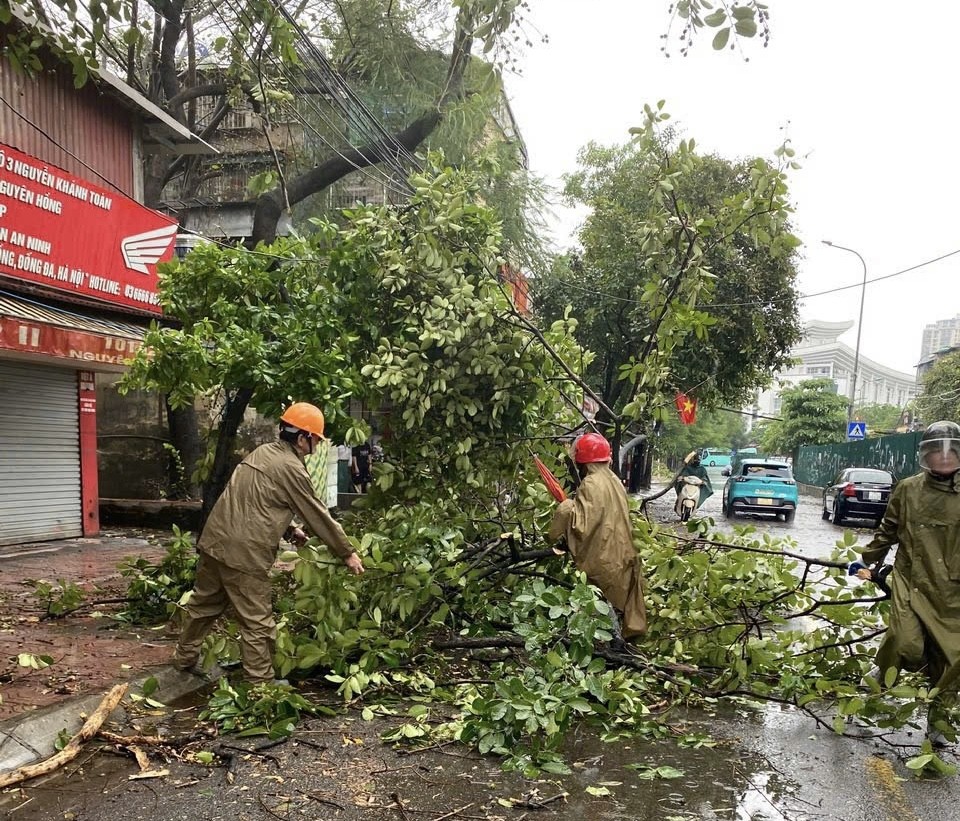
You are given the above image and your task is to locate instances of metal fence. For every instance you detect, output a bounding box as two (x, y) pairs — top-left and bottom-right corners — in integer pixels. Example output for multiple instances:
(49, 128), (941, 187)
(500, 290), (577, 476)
(794, 432), (922, 488)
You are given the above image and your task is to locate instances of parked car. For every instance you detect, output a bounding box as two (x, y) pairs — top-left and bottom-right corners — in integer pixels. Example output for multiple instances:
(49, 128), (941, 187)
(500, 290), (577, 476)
(821, 467), (894, 527)
(722, 458), (798, 523)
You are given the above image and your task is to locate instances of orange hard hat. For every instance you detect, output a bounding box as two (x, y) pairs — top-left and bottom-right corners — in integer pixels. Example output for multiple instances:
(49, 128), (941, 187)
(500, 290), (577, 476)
(280, 402), (326, 437)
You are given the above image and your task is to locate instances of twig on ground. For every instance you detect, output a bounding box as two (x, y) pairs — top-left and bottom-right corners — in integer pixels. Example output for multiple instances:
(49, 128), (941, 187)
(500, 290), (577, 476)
(296, 788), (346, 810)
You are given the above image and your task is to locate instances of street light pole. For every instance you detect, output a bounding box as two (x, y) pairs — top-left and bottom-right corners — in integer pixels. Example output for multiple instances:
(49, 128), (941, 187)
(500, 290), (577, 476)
(822, 240), (868, 425)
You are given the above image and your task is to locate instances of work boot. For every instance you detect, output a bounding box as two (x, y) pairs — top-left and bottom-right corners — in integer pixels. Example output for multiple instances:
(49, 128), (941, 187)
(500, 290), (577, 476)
(174, 659), (221, 682)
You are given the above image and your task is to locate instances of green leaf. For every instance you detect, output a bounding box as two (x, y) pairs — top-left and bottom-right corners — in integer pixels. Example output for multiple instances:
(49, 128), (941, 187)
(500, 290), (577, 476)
(711, 26), (731, 49)
(704, 10), (727, 26)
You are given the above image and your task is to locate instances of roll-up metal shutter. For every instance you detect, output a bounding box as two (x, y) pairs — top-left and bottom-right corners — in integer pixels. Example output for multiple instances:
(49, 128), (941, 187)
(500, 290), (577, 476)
(0, 361), (82, 545)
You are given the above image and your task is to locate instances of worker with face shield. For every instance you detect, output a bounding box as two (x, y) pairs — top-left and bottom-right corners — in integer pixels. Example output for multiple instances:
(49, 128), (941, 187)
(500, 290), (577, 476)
(857, 421), (960, 746)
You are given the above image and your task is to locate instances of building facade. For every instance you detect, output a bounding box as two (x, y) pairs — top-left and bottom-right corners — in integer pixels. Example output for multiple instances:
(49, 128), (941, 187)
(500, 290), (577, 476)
(920, 314), (960, 361)
(747, 319), (918, 429)
(0, 19), (206, 545)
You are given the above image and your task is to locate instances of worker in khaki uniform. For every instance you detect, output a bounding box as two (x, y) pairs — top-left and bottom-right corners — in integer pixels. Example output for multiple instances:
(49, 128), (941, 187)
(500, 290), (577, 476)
(548, 432), (647, 643)
(174, 402), (364, 684)
(857, 421), (960, 746)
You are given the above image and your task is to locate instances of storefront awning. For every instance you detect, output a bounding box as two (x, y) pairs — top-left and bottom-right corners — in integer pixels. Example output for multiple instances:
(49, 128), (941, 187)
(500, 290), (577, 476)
(0, 291), (149, 372)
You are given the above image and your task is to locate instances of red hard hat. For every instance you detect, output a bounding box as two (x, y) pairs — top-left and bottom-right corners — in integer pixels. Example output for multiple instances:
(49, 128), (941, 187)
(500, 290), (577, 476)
(573, 433), (611, 464)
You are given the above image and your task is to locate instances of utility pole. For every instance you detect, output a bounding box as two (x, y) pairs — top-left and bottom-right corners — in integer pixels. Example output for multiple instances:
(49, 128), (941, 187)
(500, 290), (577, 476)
(822, 240), (868, 426)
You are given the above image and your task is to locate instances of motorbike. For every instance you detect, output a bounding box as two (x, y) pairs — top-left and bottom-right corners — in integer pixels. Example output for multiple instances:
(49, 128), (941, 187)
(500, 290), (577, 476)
(674, 474), (705, 522)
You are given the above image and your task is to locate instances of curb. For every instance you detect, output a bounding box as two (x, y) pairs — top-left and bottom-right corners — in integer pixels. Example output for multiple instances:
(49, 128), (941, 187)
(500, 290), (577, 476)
(0, 665), (210, 774)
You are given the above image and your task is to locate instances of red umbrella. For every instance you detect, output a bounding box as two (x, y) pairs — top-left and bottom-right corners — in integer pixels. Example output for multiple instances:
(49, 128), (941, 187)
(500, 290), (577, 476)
(533, 455), (567, 502)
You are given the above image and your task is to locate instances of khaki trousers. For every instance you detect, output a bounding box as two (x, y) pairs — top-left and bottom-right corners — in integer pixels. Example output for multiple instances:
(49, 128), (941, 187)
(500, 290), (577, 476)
(174, 553), (277, 683)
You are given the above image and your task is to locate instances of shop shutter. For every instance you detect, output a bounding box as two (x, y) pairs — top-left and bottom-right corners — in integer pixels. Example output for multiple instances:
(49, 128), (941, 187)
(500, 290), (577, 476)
(0, 361), (82, 545)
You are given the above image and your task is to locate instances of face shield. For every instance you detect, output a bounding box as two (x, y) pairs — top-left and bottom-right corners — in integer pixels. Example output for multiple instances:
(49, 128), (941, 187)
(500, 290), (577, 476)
(918, 436), (960, 476)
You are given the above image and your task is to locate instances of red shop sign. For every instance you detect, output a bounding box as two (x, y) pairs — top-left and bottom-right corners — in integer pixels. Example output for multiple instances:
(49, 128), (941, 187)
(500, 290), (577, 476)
(0, 142), (176, 315)
(0, 315), (143, 367)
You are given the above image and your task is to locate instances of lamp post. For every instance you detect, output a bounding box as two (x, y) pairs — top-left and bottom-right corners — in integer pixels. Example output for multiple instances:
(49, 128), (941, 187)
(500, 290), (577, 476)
(822, 240), (868, 425)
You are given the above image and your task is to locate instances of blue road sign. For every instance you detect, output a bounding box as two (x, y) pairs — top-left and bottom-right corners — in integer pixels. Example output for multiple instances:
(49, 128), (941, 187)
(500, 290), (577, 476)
(847, 421), (867, 440)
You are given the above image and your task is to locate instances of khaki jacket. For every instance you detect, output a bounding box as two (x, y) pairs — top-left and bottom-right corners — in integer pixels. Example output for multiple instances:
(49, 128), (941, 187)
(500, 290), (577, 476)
(198, 441), (353, 576)
(548, 462), (647, 638)
(861, 471), (960, 681)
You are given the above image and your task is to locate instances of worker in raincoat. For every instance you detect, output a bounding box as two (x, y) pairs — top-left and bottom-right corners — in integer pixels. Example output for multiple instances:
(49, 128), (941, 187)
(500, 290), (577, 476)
(548, 432), (647, 642)
(174, 402), (365, 684)
(856, 420), (960, 746)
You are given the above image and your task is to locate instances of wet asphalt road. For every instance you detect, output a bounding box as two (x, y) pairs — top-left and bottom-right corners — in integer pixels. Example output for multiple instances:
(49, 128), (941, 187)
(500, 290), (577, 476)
(643, 466), (880, 560)
(640, 468), (960, 821)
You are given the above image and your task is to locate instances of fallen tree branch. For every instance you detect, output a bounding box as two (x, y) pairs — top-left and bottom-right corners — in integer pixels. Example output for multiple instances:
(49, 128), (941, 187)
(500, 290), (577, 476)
(0, 683), (128, 788)
(433, 636), (523, 650)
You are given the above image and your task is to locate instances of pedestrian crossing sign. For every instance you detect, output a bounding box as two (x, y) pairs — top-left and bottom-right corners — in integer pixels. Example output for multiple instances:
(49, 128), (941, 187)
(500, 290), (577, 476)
(847, 421), (867, 440)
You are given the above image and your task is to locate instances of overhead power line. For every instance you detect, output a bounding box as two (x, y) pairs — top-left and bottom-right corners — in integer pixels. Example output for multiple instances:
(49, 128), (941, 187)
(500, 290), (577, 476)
(540, 246), (960, 310)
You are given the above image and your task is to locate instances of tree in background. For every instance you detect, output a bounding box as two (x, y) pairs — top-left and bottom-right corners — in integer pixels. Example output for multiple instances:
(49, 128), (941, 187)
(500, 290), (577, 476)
(854, 403), (906, 436)
(760, 378), (847, 456)
(655, 407), (748, 468)
(531, 115), (802, 469)
(916, 351), (960, 425)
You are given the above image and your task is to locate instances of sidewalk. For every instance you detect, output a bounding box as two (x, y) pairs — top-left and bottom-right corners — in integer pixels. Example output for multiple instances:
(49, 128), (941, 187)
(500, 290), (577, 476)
(0, 529), (209, 772)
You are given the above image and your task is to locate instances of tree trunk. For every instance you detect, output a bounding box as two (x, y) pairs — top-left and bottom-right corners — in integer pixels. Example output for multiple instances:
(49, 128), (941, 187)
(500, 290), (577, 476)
(199, 387), (254, 529)
(640, 444), (653, 490)
(165, 398), (203, 499)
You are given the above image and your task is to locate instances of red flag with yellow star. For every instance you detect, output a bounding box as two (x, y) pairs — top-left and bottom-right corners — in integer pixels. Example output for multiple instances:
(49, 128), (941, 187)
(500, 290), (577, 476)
(675, 392), (697, 425)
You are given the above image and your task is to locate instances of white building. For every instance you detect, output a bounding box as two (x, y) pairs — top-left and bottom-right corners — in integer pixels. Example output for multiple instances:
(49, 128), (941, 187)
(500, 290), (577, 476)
(747, 320), (918, 428)
(920, 314), (960, 361)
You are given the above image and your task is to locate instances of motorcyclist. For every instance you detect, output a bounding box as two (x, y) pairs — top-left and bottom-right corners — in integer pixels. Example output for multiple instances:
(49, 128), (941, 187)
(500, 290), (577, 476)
(548, 432), (647, 642)
(674, 451), (714, 514)
(854, 420), (960, 746)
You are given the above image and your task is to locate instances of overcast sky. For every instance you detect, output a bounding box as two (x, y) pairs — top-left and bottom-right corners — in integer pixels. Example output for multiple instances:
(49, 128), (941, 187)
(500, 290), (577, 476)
(505, 0), (960, 376)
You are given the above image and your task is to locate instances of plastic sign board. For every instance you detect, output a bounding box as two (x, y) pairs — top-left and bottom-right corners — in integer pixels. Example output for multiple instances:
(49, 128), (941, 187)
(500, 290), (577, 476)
(847, 421), (867, 440)
(0, 142), (177, 314)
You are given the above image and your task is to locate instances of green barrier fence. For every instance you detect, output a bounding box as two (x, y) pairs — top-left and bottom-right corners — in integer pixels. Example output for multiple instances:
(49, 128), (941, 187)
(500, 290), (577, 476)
(794, 431), (922, 489)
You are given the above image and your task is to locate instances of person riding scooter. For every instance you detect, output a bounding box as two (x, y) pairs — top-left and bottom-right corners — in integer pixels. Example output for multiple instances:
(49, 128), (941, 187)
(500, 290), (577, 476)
(674, 451), (713, 520)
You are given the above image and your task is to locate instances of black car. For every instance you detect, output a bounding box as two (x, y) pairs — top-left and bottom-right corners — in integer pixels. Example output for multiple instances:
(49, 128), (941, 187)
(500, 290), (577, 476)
(821, 468), (894, 526)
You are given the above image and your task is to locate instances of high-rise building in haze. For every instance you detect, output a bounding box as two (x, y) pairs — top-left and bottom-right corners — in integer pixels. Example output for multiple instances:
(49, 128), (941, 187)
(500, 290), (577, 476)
(920, 314), (960, 360)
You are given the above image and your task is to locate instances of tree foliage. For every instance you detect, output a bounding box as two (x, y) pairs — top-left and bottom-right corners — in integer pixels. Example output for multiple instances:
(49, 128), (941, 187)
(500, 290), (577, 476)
(855, 403), (908, 436)
(123, 156), (571, 514)
(759, 378), (848, 456)
(663, 0), (771, 56)
(10, 0), (534, 243)
(916, 351), (960, 426)
(654, 406), (748, 466)
(531, 110), (802, 443)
